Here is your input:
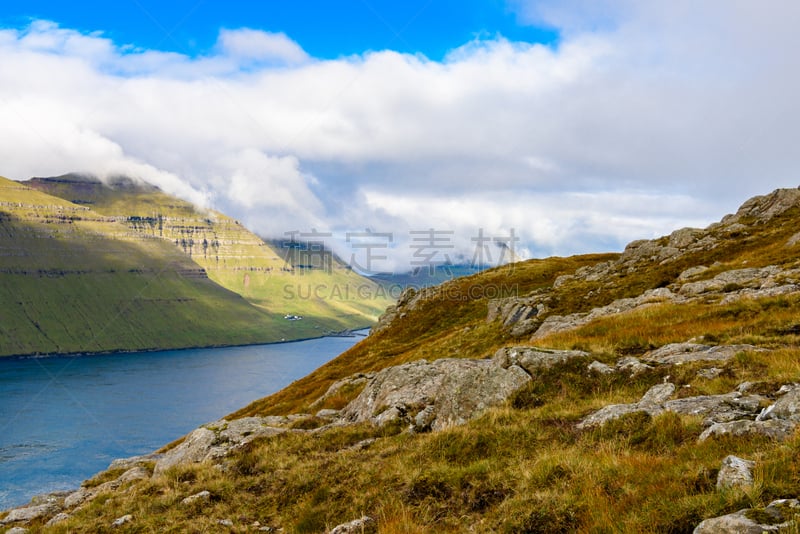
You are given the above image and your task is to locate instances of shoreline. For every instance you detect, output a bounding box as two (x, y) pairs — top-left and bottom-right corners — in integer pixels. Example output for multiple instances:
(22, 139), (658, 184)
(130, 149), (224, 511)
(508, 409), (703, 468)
(0, 326), (372, 362)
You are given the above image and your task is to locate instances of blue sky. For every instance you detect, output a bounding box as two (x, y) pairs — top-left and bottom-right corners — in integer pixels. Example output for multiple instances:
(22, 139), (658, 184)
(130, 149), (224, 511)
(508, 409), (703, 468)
(0, 2), (799, 268)
(0, 0), (558, 60)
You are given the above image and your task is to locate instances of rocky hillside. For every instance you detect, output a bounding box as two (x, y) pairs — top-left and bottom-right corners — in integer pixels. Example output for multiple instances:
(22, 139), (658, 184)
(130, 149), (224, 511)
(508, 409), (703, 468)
(5, 187), (800, 532)
(0, 174), (389, 357)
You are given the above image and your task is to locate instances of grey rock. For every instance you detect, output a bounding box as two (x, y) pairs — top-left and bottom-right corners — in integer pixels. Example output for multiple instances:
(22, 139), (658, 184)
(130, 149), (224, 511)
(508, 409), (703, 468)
(181, 490), (212, 506)
(588, 361), (615, 375)
(717, 455), (755, 490)
(693, 509), (782, 533)
(487, 295), (547, 329)
(669, 228), (704, 249)
(697, 367), (723, 380)
(615, 356), (652, 376)
(679, 265), (709, 280)
(693, 499), (800, 533)
(640, 383), (678, 406)
(328, 515), (377, 534)
(345, 438), (377, 452)
(577, 383), (675, 429)
(787, 231), (800, 247)
(217, 518), (234, 527)
(117, 466), (150, 484)
(764, 388), (800, 422)
(699, 419), (797, 442)
(727, 187), (800, 224)
(577, 403), (657, 430)
(45, 512), (71, 526)
(312, 374), (374, 408)
(679, 267), (782, 297)
(154, 427), (216, 474)
(315, 409), (341, 419)
(644, 343), (761, 365)
(6, 527), (28, 534)
(64, 488), (91, 508)
(532, 289), (677, 339)
(493, 346), (588, 375)
(108, 452), (163, 471)
(721, 284), (800, 304)
(1, 502), (60, 524)
(111, 514), (133, 528)
(342, 358), (532, 431)
(372, 287), (431, 334)
(663, 393), (763, 426)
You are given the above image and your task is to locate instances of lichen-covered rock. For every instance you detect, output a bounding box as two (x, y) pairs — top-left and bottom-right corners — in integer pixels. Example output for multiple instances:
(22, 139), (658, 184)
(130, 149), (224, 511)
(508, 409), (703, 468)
(693, 499), (800, 533)
(663, 392), (763, 426)
(763, 388), (800, 422)
(577, 383), (675, 429)
(311, 374), (374, 408)
(716, 455), (755, 490)
(588, 361), (615, 375)
(643, 343), (762, 365)
(0, 502), (60, 525)
(181, 490), (211, 506)
(342, 358), (532, 431)
(615, 356), (652, 376)
(699, 419), (797, 442)
(328, 515), (377, 534)
(111, 514), (133, 528)
(45, 512), (71, 526)
(154, 427), (216, 474)
(493, 347), (588, 375)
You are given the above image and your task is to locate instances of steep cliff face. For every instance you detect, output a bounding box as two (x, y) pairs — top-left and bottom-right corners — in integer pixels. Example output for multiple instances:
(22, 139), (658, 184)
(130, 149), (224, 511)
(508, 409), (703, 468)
(0, 174), (389, 356)
(25, 174), (391, 328)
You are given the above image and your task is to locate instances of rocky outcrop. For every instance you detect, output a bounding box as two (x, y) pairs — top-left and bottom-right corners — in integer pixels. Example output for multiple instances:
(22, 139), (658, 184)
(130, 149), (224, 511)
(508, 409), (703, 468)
(578, 383), (769, 431)
(694, 499), (800, 533)
(643, 343), (763, 365)
(311, 373), (375, 409)
(531, 288), (677, 339)
(372, 287), (428, 334)
(492, 346), (588, 375)
(486, 292), (549, 337)
(341, 358), (532, 432)
(155, 417), (294, 474)
(577, 383), (676, 429)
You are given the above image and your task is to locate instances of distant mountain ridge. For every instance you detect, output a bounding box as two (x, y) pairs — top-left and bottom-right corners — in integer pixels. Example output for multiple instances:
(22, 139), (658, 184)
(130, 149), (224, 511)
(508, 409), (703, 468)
(0, 174), (390, 357)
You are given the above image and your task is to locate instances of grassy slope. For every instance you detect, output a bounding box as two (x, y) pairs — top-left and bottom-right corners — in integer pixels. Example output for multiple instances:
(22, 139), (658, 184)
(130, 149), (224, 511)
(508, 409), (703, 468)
(0, 176), (300, 356)
(11, 191), (800, 532)
(25, 175), (391, 338)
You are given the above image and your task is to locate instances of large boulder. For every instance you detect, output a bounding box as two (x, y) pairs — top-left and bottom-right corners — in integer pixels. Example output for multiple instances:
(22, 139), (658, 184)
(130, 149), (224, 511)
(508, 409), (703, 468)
(492, 347), (588, 375)
(694, 499), (800, 533)
(341, 358), (532, 432)
(643, 343), (762, 365)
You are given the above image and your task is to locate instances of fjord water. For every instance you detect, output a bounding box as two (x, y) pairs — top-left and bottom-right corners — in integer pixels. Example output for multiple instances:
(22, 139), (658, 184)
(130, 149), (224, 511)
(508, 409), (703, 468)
(0, 333), (365, 510)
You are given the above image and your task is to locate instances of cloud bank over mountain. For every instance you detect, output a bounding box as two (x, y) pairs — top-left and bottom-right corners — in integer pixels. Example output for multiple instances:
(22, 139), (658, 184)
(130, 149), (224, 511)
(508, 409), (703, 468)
(1, 1), (798, 270)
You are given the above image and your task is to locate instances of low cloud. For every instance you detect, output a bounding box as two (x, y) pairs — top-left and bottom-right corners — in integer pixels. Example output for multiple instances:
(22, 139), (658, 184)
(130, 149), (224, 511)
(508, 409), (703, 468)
(0, 5), (798, 272)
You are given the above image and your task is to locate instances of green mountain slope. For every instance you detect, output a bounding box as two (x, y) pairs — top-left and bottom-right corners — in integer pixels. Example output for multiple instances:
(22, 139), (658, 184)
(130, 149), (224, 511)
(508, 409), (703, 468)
(0, 175), (389, 357)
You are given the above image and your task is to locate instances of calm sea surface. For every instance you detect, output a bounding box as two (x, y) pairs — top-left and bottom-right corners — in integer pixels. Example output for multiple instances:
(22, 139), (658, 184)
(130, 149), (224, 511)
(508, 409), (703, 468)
(0, 333), (365, 510)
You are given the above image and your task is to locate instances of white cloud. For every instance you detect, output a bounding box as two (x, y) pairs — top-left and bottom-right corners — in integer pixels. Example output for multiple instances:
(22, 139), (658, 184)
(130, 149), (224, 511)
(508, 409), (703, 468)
(0, 10), (798, 272)
(216, 28), (309, 65)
